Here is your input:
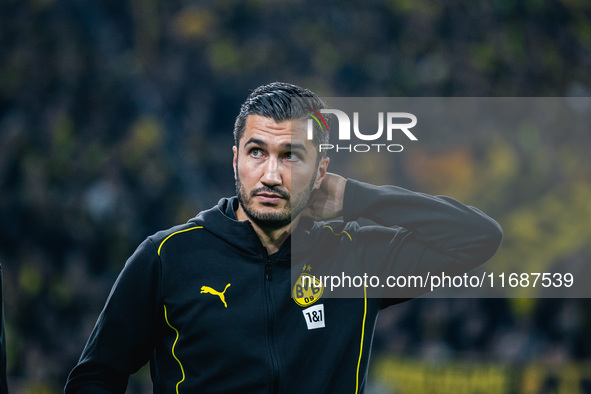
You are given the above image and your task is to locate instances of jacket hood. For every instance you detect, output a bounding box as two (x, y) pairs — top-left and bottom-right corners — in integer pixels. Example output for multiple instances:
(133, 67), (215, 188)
(188, 197), (324, 258)
(188, 197), (263, 257)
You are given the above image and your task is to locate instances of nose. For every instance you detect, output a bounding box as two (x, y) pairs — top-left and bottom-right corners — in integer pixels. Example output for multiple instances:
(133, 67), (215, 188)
(260, 156), (282, 187)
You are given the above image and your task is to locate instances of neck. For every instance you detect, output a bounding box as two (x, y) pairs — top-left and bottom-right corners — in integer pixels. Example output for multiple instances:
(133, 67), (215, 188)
(235, 206), (300, 254)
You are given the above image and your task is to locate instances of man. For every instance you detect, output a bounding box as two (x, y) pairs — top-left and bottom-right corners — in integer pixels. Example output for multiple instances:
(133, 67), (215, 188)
(65, 82), (502, 393)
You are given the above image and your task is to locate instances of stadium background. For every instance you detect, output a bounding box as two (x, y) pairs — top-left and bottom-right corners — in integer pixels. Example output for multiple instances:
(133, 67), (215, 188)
(1, 0), (591, 392)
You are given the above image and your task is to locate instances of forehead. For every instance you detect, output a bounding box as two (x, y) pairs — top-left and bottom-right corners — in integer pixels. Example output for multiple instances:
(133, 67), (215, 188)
(240, 115), (309, 147)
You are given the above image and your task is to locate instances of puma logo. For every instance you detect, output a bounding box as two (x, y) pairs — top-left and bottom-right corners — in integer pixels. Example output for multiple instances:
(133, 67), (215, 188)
(200, 284), (231, 308)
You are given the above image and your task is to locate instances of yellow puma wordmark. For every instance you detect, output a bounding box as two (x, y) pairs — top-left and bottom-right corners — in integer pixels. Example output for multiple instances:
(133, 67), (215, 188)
(200, 284), (231, 308)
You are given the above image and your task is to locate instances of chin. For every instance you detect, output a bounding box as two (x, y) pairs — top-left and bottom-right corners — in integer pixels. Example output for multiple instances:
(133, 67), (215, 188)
(256, 208), (291, 219)
(254, 200), (288, 211)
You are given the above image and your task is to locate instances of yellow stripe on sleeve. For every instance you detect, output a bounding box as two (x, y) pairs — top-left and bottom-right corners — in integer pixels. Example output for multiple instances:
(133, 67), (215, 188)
(322, 225), (352, 242)
(164, 305), (185, 394)
(157, 226), (203, 256)
(355, 286), (367, 394)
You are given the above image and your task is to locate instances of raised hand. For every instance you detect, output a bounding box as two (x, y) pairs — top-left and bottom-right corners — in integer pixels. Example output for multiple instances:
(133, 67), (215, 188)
(302, 172), (347, 221)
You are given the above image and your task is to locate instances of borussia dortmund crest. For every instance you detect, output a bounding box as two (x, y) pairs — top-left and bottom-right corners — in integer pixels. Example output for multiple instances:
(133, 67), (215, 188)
(292, 265), (324, 307)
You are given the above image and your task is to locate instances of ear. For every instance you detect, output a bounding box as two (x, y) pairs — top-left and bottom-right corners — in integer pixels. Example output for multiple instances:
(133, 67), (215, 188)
(232, 146), (238, 180)
(313, 157), (330, 190)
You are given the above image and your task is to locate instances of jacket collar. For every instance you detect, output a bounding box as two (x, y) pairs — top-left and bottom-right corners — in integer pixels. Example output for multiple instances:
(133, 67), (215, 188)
(188, 197), (321, 259)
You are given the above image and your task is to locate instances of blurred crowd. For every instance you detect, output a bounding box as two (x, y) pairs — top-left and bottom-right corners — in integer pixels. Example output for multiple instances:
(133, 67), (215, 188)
(1, 0), (591, 392)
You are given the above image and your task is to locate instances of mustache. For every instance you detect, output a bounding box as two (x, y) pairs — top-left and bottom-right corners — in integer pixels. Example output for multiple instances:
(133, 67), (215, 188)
(251, 186), (290, 199)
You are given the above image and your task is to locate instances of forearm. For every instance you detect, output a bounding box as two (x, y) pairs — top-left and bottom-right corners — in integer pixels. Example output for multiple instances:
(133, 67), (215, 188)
(343, 179), (503, 263)
(65, 363), (127, 393)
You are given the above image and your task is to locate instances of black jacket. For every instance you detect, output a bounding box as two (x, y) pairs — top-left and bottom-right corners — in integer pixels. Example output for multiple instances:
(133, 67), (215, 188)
(65, 179), (502, 393)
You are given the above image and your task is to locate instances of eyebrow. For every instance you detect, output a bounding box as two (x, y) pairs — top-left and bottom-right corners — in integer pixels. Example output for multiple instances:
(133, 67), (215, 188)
(243, 138), (309, 152)
(243, 138), (267, 148)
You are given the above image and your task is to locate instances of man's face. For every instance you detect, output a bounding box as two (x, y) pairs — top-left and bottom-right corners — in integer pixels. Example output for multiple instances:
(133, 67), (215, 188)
(233, 115), (328, 229)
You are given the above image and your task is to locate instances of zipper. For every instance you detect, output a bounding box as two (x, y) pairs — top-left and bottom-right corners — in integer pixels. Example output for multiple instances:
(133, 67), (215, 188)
(264, 255), (280, 393)
(248, 220), (281, 393)
(265, 256), (273, 281)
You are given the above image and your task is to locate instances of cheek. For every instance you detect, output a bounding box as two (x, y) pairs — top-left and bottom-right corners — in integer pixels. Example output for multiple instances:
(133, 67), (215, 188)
(237, 159), (258, 185)
(289, 166), (315, 190)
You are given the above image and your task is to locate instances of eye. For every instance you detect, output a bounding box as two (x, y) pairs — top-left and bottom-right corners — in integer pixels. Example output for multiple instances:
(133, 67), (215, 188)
(285, 151), (300, 162)
(250, 148), (263, 158)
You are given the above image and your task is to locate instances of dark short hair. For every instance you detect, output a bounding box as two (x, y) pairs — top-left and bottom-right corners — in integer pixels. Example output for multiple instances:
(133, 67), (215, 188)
(233, 82), (329, 157)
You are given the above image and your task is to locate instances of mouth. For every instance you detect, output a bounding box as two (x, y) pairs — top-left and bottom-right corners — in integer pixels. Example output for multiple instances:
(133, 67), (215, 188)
(255, 193), (285, 204)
